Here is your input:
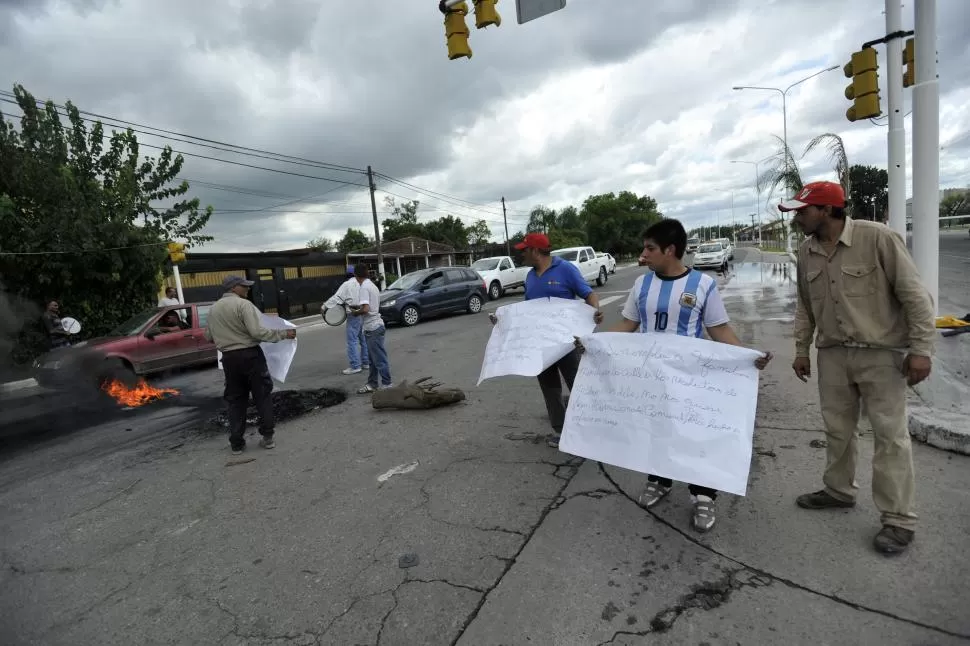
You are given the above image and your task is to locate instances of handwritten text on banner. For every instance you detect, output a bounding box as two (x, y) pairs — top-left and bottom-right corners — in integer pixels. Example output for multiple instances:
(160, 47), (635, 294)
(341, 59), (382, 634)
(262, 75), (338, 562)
(477, 298), (596, 386)
(560, 332), (762, 496)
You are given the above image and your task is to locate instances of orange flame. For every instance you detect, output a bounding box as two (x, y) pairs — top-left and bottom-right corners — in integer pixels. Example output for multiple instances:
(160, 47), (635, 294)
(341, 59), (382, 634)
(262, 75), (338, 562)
(101, 379), (179, 407)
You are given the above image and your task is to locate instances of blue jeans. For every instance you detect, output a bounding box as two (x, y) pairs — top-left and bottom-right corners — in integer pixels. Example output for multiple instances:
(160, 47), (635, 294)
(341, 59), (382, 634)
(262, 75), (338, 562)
(346, 315), (369, 369)
(364, 327), (391, 388)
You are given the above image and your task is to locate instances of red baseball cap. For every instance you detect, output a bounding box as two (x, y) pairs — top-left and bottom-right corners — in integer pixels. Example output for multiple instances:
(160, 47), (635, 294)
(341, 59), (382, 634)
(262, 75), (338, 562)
(778, 181), (846, 212)
(514, 233), (551, 251)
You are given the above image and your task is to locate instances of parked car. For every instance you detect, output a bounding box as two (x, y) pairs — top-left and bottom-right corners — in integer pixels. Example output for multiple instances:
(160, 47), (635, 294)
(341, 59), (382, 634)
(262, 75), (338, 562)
(470, 255), (530, 300)
(31, 302), (216, 388)
(550, 246), (609, 286)
(379, 266), (487, 327)
(715, 237), (735, 260)
(692, 242), (730, 272)
(596, 252), (617, 274)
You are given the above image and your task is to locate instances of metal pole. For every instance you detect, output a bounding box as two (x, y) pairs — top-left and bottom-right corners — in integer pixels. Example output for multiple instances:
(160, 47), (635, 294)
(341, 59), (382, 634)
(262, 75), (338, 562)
(172, 265), (184, 304)
(885, 0), (907, 238)
(912, 0), (939, 314)
(501, 196), (511, 256)
(754, 162), (762, 247)
(366, 165), (386, 288)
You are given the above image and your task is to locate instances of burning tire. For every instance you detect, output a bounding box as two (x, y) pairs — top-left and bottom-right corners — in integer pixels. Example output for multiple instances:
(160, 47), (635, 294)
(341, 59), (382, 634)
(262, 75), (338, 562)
(97, 357), (138, 390)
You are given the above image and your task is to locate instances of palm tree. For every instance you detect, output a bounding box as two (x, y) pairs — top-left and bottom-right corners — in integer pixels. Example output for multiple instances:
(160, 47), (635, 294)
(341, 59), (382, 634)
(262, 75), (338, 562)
(758, 133), (852, 216)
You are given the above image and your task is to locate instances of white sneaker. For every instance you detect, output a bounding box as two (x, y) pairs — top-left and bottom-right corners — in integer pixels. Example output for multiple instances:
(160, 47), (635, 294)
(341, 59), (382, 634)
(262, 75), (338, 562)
(342, 367), (362, 375)
(638, 482), (671, 508)
(378, 383), (393, 390)
(691, 495), (716, 533)
(362, 364), (370, 370)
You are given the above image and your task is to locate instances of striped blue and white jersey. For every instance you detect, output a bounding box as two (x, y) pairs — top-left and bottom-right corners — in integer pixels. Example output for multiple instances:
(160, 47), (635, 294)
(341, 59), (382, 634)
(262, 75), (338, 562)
(620, 269), (729, 337)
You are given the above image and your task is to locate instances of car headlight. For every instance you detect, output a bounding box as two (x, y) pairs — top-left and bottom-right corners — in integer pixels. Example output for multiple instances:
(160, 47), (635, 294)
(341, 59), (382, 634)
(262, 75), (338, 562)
(382, 300), (396, 307)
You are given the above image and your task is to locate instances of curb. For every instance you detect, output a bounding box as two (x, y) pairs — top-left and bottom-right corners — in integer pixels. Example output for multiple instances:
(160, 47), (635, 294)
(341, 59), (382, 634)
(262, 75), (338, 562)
(0, 378), (38, 393)
(908, 406), (970, 455)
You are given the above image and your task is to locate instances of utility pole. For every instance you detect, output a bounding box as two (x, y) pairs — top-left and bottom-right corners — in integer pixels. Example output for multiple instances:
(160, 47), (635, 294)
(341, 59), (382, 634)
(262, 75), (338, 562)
(366, 166), (386, 287)
(912, 0), (940, 314)
(885, 0), (907, 237)
(501, 196), (511, 256)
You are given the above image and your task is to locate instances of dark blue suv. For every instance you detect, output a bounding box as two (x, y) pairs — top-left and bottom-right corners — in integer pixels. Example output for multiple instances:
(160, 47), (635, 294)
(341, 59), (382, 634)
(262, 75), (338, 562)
(379, 266), (488, 326)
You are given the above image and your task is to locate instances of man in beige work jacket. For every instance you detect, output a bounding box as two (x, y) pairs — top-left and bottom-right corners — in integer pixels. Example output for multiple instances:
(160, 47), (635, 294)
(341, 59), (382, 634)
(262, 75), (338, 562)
(206, 275), (296, 454)
(781, 181), (935, 555)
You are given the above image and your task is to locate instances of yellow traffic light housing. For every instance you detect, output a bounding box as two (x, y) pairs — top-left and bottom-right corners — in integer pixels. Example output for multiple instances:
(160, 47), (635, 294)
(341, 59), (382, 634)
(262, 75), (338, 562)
(843, 48), (881, 122)
(167, 242), (186, 264)
(474, 0), (501, 29)
(903, 38), (915, 88)
(443, 2), (473, 60)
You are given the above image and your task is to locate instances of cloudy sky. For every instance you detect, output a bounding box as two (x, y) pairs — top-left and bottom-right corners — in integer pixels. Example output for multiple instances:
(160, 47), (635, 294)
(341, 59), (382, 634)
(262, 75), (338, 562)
(2, 0), (969, 253)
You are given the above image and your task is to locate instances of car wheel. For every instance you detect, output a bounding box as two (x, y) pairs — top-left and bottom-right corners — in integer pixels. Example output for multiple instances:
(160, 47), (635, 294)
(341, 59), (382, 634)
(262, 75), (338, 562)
(489, 281), (502, 300)
(98, 357), (138, 389)
(467, 294), (484, 314)
(596, 266), (607, 286)
(401, 306), (420, 327)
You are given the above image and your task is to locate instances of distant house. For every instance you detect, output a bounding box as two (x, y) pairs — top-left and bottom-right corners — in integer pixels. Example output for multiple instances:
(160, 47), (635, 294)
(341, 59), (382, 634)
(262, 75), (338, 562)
(346, 236), (475, 280)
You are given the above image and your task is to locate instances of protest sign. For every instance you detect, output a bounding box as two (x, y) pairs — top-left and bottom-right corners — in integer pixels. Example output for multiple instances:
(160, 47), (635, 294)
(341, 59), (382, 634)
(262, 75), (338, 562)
(477, 297), (596, 386)
(217, 314), (297, 383)
(560, 332), (763, 496)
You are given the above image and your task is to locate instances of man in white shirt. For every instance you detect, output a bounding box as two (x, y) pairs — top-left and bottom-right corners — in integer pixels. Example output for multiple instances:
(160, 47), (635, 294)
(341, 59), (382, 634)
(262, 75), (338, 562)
(322, 266), (370, 375)
(158, 286), (185, 321)
(349, 272), (391, 394)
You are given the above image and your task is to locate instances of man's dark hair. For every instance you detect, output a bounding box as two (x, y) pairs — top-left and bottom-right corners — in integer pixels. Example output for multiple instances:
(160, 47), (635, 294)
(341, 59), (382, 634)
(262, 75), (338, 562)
(830, 206), (846, 220)
(642, 219), (687, 259)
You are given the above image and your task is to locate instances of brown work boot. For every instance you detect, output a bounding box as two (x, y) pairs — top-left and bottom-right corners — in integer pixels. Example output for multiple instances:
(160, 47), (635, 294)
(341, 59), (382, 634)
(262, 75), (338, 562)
(873, 525), (914, 555)
(796, 489), (856, 509)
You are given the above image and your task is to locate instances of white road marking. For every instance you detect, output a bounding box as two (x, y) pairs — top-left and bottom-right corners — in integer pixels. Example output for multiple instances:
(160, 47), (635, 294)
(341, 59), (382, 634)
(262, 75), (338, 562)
(599, 295), (623, 307)
(377, 461), (420, 483)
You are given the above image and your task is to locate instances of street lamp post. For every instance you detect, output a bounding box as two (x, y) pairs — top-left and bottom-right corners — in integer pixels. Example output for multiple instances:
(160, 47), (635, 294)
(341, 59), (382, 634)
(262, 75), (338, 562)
(733, 65), (840, 253)
(730, 159), (766, 248)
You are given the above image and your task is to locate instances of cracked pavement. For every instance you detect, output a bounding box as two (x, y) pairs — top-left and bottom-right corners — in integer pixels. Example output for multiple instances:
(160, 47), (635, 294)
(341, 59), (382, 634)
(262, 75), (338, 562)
(1, 250), (968, 645)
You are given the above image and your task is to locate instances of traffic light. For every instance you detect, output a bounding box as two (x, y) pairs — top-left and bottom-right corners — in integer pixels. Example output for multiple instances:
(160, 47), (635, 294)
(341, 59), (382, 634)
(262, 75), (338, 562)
(843, 47), (881, 122)
(167, 242), (186, 264)
(473, 0), (501, 29)
(903, 38), (915, 88)
(442, 1), (472, 60)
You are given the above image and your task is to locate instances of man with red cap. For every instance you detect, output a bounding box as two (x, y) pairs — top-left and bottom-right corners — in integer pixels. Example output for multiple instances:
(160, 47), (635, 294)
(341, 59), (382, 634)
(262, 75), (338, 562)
(490, 233), (603, 448)
(781, 180), (935, 555)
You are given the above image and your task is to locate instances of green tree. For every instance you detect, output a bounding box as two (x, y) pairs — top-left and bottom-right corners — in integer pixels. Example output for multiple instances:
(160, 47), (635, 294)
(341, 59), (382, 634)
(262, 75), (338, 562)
(336, 228), (372, 253)
(467, 219), (491, 247)
(0, 84), (212, 361)
(939, 191), (970, 228)
(526, 205), (557, 233)
(306, 236), (334, 251)
(548, 228), (586, 249)
(381, 197), (424, 241)
(423, 215), (469, 249)
(555, 205), (584, 231)
(848, 164), (888, 221)
(580, 191), (662, 256)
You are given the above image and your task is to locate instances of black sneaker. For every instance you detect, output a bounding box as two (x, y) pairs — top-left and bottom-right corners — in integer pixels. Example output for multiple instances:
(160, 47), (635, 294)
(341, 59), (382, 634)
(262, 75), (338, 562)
(873, 525), (914, 555)
(796, 490), (856, 509)
(231, 446), (244, 455)
(546, 433), (561, 449)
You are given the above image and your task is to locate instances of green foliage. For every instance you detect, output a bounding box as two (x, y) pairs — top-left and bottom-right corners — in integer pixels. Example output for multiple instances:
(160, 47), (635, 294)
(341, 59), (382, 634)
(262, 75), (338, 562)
(423, 215), (468, 249)
(467, 219), (491, 247)
(848, 165), (888, 221)
(759, 133), (850, 213)
(306, 235), (335, 251)
(580, 191), (663, 256)
(939, 191), (970, 227)
(0, 84), (211, 361)
(336, 228), (372, 253)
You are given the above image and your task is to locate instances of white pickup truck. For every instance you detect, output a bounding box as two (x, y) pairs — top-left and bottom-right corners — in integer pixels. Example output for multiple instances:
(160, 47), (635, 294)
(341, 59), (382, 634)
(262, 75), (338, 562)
(551, 245), (609, 286)
(471, 256), (530, 300)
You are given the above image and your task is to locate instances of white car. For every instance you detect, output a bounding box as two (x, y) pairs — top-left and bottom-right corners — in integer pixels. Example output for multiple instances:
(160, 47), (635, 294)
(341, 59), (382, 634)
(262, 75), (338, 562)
(470, 255), (530, 300)
(715, 237), (735, 260)
(551, 245), (609, 286)
(692, 242), (729, 272)
(595, 252), (617, 274)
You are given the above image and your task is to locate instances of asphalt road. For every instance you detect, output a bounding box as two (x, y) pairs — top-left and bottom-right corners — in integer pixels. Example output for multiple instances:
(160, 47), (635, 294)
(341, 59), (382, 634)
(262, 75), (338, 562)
(936, 229), (970, 313)
(1, 251), (968, 645)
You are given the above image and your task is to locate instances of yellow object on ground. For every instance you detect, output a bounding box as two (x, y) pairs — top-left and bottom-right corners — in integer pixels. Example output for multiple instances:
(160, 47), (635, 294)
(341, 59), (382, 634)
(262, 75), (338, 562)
(935, 315), (970, 329)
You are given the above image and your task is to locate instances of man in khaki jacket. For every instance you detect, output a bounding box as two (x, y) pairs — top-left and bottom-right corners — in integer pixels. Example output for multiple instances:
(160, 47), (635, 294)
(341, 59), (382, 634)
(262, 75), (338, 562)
(781, 181), (935, 555)
(206, 275), (296, 454)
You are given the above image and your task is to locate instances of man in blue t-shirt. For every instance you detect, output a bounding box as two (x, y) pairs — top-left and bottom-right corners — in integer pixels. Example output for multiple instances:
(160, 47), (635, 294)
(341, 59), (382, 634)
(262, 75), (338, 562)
(611, 219), (772, 533)
(490, 233), (603, 448)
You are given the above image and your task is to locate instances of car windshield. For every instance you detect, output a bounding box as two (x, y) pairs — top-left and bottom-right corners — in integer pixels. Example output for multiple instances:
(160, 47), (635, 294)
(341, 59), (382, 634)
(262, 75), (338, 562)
(109, 309), (159, 336)
(698, 244), (722, 253)
(551, 250), (578, 261)
(687, 238), (699, 244)
(470, 259), (500, 271)
(386, 271), (430, 291)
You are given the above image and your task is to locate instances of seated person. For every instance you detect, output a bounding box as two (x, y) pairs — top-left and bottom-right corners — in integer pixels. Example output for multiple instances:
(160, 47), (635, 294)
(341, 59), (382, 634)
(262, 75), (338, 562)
(157, 311), (189, 333)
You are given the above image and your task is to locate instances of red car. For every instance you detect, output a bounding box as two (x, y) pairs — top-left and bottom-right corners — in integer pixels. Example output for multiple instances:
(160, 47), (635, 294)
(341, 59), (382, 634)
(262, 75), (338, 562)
(32, 302), (217, 388)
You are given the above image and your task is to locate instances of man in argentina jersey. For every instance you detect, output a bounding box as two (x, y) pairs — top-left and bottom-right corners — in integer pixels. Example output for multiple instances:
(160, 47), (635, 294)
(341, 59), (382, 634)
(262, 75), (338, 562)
(612, 219), (772, 533)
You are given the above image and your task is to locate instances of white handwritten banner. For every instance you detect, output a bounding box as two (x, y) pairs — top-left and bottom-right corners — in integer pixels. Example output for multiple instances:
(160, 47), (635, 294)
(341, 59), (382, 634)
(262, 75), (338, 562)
(477, 297), (596, 386)
(217, 314), (298, 384)
(560, 332), (763, 496)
